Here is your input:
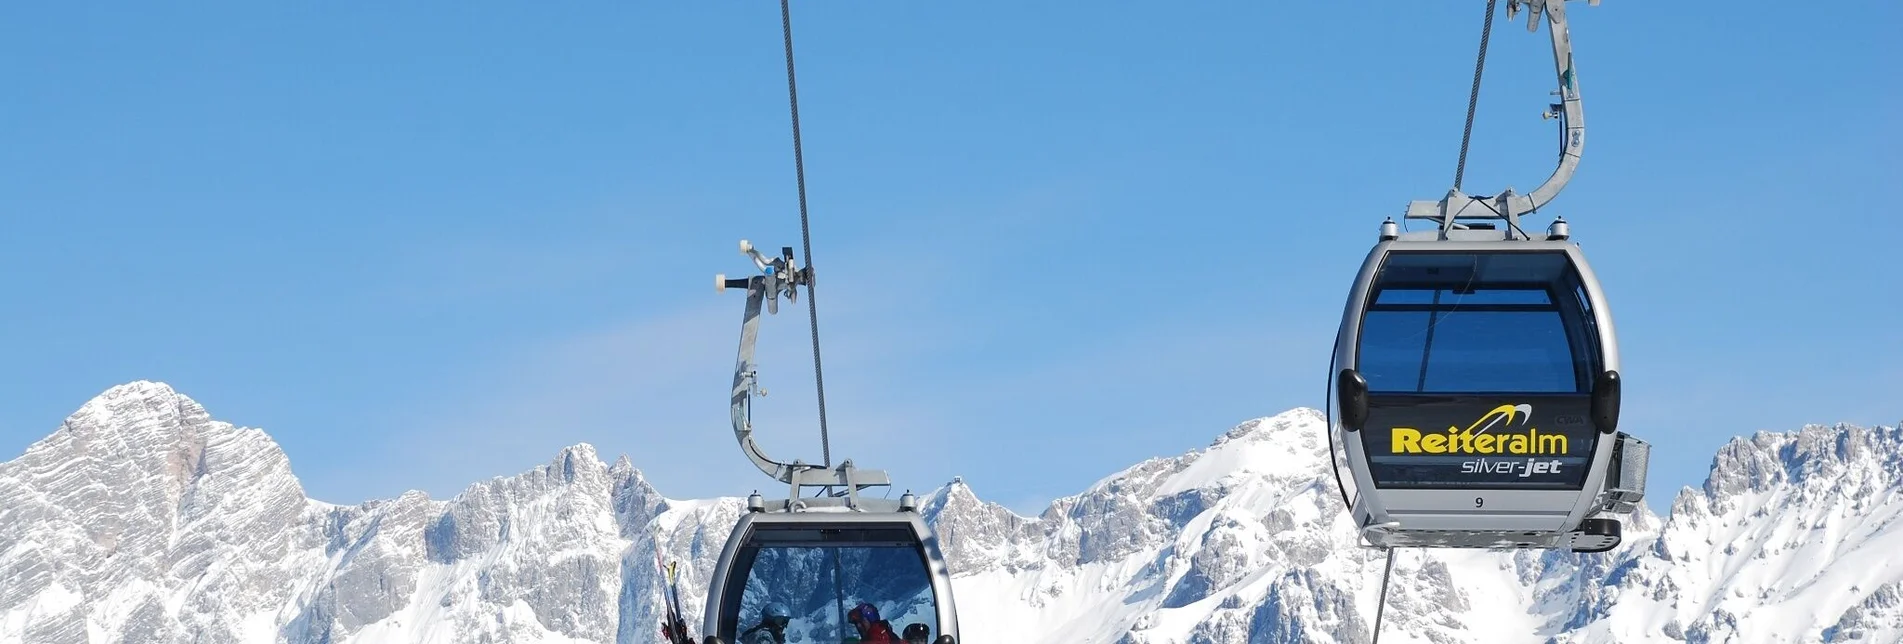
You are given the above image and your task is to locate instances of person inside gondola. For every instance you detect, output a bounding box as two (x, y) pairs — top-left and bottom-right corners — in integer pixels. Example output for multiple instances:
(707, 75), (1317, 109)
(846, 603), (898, 643)
(739, 602), (791, 644)
(901, 622), (931, 643)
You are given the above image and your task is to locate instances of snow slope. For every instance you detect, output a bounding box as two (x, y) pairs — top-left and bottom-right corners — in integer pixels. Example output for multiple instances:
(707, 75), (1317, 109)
(1, 381), (1897, 643)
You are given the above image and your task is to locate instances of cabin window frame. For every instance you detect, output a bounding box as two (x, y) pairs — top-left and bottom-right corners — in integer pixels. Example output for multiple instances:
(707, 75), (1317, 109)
(717, 526), (946, 643)
(1354, 251), (1601, 395)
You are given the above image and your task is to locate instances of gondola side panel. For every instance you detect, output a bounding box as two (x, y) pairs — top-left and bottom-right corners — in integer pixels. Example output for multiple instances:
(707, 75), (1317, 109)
(1359, 394), (1600, 490)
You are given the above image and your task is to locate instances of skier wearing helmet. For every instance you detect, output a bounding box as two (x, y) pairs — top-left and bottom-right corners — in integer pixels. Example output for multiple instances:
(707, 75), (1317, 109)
(901, 622), (932, 643)
(845, 603), (898, 643)
(739, 602), (791, 644)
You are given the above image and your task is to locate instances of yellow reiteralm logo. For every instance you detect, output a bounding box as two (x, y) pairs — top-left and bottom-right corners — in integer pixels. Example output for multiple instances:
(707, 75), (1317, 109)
(1390, 404), (1568, 456)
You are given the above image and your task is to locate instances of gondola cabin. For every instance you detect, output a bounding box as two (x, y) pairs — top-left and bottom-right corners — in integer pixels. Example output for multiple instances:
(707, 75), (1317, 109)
(1329, 224), (1648, 552)
(703, 504), (960, 644)
(707, 240), (960, 643)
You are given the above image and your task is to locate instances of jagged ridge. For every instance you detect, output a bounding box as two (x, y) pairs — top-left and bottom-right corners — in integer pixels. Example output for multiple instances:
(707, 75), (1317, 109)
(0, 381), (1896, 644)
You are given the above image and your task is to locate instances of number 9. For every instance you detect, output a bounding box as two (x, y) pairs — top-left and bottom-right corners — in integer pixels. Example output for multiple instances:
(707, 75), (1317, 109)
(1475, 497), (1485, 508)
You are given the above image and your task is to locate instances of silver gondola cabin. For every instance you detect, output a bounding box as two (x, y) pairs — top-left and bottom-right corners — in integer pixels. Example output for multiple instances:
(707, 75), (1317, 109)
(1329, 223), (1649, 552)
(1327, 0), (1649, 553)
(700, 241), (961, 644)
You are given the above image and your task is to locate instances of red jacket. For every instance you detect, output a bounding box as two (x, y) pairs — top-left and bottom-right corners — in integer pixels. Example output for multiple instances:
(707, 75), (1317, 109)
(857, 621), (899, 643)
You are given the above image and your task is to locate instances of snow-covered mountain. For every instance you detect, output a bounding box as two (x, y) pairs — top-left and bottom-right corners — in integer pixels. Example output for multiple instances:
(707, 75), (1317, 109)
(1, 381), (1897, 643)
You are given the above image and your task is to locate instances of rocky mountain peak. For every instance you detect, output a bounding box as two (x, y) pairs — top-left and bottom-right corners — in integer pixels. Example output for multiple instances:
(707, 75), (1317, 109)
(1699, 421), (1903, 513)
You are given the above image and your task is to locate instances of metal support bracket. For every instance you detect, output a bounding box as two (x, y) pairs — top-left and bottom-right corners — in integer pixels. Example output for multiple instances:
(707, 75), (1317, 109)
(1406, 0), (1596, 237)
(716, 239), (893, 508)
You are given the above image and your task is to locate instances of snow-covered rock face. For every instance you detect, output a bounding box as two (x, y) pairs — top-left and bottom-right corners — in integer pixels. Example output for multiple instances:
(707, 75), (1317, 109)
(0, 381), (320, 644)
(0, 382), (683, 644)
(1, 381), (1898, 644)
(1560, 423), (1903, 644)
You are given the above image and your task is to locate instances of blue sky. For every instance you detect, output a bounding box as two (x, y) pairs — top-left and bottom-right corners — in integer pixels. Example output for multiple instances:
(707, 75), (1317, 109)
(2, 2), (1897, 518)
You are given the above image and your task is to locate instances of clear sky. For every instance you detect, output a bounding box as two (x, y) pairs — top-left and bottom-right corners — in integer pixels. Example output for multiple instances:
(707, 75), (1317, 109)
(2, 2), (1897, 517)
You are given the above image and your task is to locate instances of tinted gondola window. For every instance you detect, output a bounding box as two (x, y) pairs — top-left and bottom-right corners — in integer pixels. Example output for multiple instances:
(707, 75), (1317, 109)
(732, 544), (941, 643)
(1419, 309), (1575, 392)
(1358, 251), (1595, 394)
(1359, 309), (1431, 391)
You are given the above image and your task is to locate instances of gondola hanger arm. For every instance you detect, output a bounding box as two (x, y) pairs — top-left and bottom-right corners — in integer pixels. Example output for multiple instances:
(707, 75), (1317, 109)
(720, 239), (809, 484)
(717, 239), (892, 503)
(1405, 0), (1596, 237)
